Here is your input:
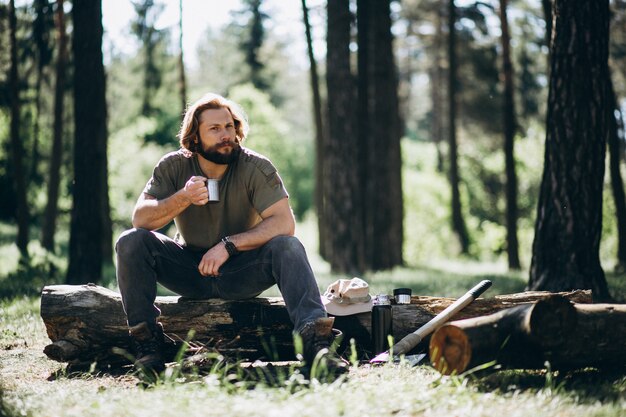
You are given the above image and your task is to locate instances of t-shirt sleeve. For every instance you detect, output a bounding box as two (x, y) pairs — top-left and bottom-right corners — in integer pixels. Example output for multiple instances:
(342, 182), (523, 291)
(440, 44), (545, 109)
(248, 159), (289, 214)
(143, 155), (179, 200)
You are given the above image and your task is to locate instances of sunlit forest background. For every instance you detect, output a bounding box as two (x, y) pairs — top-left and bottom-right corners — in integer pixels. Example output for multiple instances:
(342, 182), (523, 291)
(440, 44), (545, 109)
(1, 0), (625, 299)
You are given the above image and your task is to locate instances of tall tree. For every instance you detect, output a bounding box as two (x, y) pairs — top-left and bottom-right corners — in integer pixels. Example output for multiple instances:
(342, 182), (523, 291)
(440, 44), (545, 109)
(447, 0), (470, 254)
(131, 0), (165, 116)
(241, 0), (268, 91)
(31, 0), (54, 183)
(8, 0), (29, 258)
(529, 0), (611, 301)
(357, 0), (404, 270)
(177, 0), (187, 117)
(607, 75), (626, 271)
(42, 0), (68, 252)
(325, 0), (364, 273)
(498, 0), (521, 270)
(67, 0), (109, 284)
(301, 0), (327, 259)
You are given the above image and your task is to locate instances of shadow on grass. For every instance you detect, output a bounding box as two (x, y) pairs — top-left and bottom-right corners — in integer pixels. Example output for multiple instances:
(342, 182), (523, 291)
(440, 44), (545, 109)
(473, 367), (626, 403)
(47, 355), (340, 392)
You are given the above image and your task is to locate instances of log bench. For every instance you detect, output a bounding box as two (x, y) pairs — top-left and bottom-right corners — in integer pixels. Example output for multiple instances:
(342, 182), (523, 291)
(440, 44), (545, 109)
(40, 284), (593, 369)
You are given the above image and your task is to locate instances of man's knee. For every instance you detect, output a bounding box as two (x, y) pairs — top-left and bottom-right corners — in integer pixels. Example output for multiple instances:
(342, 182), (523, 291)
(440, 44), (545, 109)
(115, 228), (152, 258)
(267, 235), (305, 254)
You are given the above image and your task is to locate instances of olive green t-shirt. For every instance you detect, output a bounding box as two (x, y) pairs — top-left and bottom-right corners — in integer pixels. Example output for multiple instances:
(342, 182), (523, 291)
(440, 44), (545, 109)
(143, 148), (289, 250)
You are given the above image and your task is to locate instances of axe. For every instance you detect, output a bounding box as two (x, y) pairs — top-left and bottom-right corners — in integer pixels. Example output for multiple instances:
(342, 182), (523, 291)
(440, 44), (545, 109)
(369, 279), (492, 363)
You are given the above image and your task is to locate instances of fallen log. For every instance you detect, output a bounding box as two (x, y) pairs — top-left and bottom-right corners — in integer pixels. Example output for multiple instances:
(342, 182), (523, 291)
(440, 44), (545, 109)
(429, 297), (626, 374)
(40, 284), (592, 368)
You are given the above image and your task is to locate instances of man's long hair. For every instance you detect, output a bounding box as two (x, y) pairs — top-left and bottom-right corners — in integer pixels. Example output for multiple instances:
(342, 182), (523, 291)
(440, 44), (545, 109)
(178, 93), (249, 157)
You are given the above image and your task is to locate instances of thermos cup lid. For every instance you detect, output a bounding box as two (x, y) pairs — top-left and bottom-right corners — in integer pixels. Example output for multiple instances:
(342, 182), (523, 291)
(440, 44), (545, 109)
(393, 288), (412, 296)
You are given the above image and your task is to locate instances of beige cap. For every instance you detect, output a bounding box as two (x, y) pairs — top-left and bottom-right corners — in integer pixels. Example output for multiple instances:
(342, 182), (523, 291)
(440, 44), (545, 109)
(322, 277), (373, 316)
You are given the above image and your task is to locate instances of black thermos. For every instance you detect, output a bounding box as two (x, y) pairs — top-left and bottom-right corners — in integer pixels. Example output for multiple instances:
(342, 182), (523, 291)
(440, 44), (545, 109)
(371, 294), (393, 354)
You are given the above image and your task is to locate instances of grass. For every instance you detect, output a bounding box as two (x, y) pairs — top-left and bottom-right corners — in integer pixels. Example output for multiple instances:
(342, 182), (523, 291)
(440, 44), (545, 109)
(1, 268), (625, 417)
(0, 220), (625, 417)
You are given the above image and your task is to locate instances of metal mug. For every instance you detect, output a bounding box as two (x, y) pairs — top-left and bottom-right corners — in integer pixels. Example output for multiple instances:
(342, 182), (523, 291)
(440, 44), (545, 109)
(206, 179), (219, 203)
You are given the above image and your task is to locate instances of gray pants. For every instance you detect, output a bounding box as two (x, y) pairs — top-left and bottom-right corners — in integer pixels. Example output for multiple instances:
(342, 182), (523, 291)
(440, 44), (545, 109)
(115, 228), (326, 332)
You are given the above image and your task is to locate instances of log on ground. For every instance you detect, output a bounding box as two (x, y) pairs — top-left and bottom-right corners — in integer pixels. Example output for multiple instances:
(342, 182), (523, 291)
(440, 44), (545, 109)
(40, 284), (592, 367)
(429, 297), (626, 374)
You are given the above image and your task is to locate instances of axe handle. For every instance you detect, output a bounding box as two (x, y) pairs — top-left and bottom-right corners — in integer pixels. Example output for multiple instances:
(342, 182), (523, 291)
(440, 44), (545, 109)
(389, 280), (492, 356)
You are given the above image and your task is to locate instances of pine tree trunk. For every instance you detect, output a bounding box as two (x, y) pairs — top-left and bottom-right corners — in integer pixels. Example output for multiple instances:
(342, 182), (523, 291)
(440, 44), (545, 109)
(607, 75), (626, 271)
(529, 0), (611, 301)
(325, 0), (364, 274)
(447, 0), (469, 254)
(67, 0), (108, 284)
(542, 0), (553, 47)
(301, 0), (327, 260)
(499, 0), (521, 270)
(431, 4), (445, 174)
(178, 0), (187, 117)
(8, 0), (30, 258)
(42, 0), (68, 252)
(358, 0), (404, 270)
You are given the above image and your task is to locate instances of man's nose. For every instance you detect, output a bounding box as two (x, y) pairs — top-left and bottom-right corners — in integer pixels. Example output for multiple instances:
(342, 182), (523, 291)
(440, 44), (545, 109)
(220, 129), (232, 141)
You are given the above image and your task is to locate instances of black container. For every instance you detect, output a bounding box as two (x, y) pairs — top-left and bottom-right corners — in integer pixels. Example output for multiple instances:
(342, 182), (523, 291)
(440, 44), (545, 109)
(393, 288), (412, 304)
(371, 294), (393, 354)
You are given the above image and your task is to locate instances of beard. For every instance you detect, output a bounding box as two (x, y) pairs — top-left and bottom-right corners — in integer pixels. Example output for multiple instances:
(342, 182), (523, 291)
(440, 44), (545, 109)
(197, 141), (242, 165)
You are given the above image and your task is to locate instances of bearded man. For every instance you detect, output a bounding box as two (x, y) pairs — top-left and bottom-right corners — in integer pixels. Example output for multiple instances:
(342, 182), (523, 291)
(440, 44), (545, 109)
(115, 93), (346, 377)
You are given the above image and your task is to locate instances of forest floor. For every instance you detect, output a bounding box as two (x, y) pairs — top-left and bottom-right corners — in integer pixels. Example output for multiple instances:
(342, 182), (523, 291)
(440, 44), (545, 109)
(1, 262), (625, 417)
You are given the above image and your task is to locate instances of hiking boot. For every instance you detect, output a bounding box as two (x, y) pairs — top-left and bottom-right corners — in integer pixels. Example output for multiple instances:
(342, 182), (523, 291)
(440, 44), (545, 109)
(298, 317), (349, 379)
(129, 321), (165, 375)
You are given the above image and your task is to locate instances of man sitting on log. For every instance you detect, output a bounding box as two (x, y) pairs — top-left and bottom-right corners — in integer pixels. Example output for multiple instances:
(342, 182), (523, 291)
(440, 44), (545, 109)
(115, 93), (347, 378)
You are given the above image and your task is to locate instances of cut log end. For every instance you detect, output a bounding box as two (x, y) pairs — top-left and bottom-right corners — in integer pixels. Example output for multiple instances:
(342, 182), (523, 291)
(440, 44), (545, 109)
(429, 324), (470, 375)
(527, 296), (577, 347)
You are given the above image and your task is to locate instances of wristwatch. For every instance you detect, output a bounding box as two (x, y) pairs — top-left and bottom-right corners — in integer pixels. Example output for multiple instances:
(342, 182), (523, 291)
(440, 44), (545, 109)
(221, 236), (239, 257)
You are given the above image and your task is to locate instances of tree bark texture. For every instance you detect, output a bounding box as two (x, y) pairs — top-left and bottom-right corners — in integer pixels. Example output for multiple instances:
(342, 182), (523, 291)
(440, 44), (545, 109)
(8, 0), (30, 257)
(67, 0), (108, 284)
(40, 284), (591, 367)
(529, 0), (611, 301)
(430, 297), (626, 374)
(42, 0), (68, 252)
(357, 0), (404, 270)
(301, 0), (327, 261)
(499, 0), (521, 271)
(607, 75), (626, 271)
(325, 0), (365, 274)
(447, 0), (470, 254)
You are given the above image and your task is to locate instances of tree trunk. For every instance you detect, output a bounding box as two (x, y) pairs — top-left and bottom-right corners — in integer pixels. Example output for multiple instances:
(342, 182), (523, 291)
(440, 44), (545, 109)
(178, 0), (187, 117)
(67, 0), (108, 284)
(529, 0), (611, 301)
(499, 0), (521, 270)
(42, 0), (68, 252)
(301, 0), (327, 261)
(447, 0), (470, 254)
(607, 75), (626, 271)
(8, 0), (30, 258)
(325, 0), (364, 274)
(542, 0), (552, 47)
(358, 0), (404, 270)
(431, 3), (445, 174)
(40, 284), (591, 367)
(430, 298), (626, 374)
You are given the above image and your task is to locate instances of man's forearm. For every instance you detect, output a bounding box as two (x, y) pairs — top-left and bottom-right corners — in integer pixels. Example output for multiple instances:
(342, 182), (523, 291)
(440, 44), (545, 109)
(228, 218), (292, 252)
(132, 192), (191, 230)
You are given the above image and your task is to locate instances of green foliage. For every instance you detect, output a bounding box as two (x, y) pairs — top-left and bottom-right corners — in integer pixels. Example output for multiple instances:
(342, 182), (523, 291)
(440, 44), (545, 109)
(402, 123), (545, 265)
(0, 235), (65, 298)
(108, 117), (169, 230)
(228, 84), (314, 219)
